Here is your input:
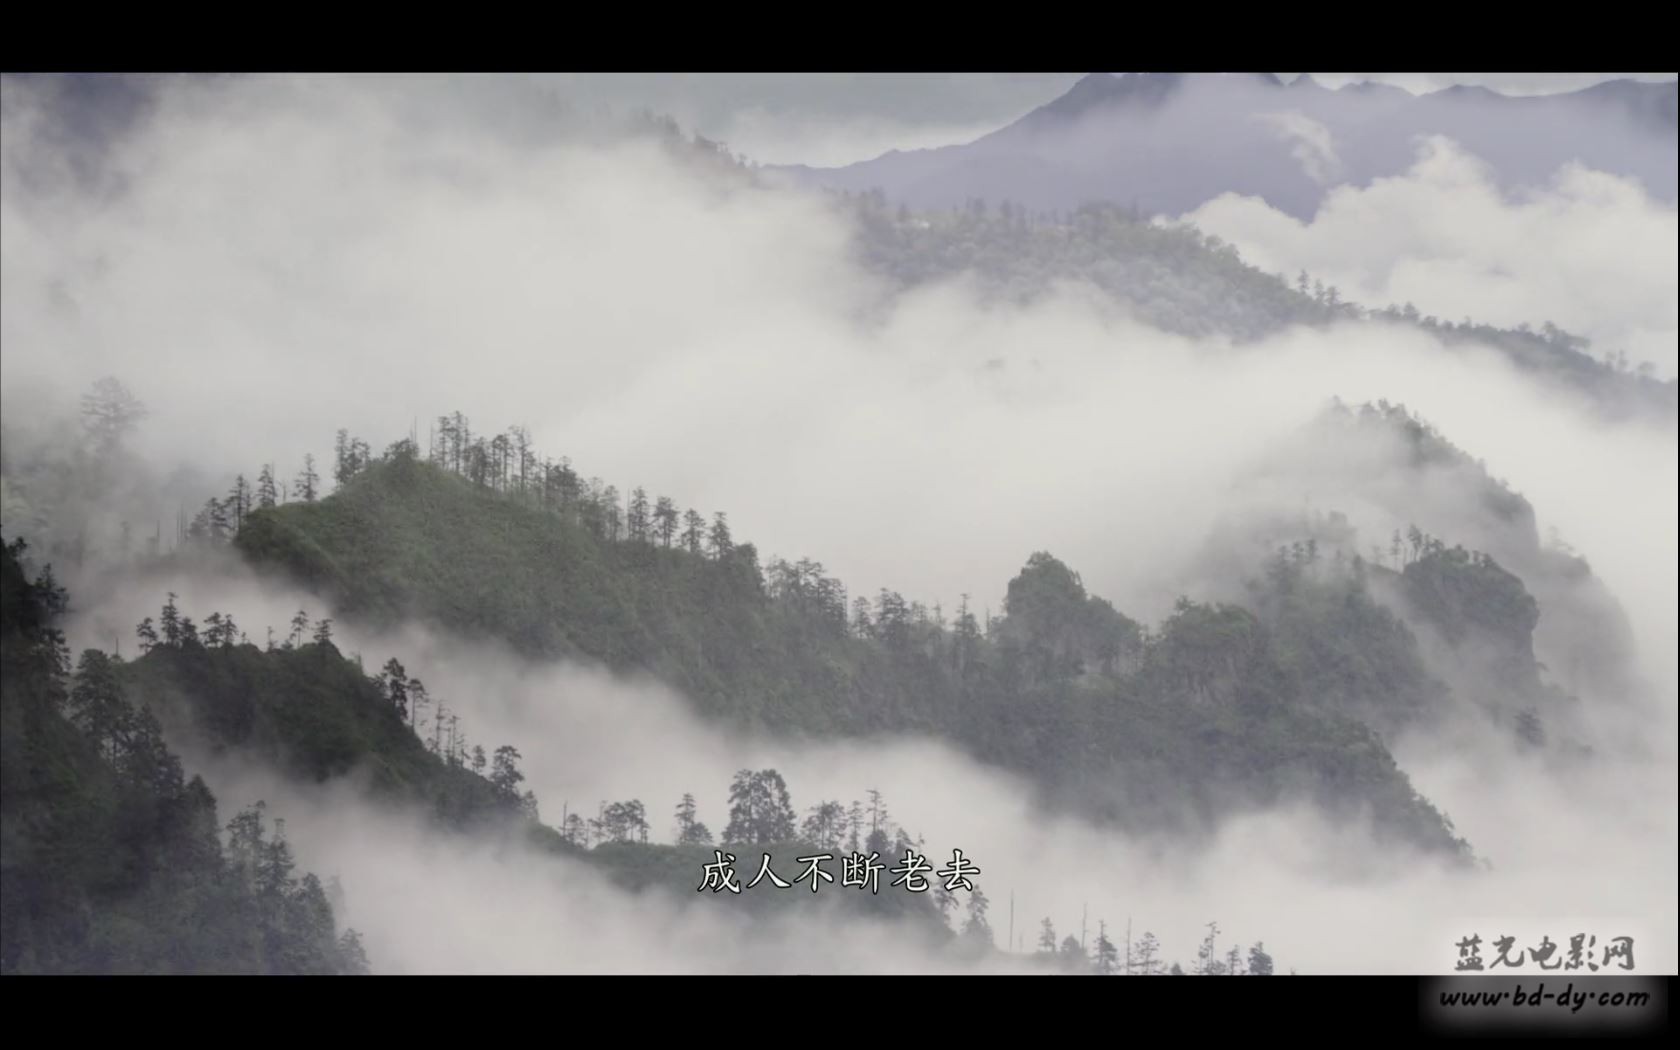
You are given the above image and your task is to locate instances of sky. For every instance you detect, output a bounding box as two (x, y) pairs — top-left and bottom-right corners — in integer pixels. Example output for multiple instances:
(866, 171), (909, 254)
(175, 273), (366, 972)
(1181, 136), (1680, 376)
(512, 73), (1679, 167)
(3, 73), (1674, 653)
(2, 72), (1676, 975)
(63, 550), (1680, 974)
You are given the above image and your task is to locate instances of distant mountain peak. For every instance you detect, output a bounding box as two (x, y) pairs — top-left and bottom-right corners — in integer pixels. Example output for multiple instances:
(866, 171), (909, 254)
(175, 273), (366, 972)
(1027, 72), (1290, 126)
(1031, 72), (1181, 121)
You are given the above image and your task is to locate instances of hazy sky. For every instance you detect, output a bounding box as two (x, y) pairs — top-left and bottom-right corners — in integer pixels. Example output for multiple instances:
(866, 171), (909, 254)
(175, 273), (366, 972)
(1182, 136), (1680, 376)
(65, 552), (1679, 974)
(520, 73), (1680, 166)
(4, 72), (1675, 975)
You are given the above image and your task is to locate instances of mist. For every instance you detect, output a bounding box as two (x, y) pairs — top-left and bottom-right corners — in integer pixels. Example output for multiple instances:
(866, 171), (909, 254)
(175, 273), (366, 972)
(4, 72), (1675, 976)
(1182, 135), (1680, 376)
(3, 75), (1673, 635)
(57, 552), (1677, 975)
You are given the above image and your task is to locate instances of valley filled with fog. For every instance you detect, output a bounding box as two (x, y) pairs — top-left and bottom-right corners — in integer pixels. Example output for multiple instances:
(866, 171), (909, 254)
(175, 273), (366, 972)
(2, 72), (1675, 976)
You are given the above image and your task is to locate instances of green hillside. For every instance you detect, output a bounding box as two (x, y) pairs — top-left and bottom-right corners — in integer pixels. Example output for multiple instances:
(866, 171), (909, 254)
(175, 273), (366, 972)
(0, 538), (367, 974)
(232, 439), (1473, 857)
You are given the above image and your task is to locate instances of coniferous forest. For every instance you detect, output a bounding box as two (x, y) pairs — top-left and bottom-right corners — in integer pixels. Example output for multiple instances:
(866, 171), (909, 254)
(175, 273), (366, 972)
(1, 71), (1674, 978)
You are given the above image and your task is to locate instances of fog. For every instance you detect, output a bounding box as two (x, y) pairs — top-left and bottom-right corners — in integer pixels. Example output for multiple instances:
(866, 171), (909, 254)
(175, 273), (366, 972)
(1183, 136), (1680, 376)
(774, 72), (1677, 224)
(59, 554), (1677, 975)
(1292, 73), (1678, 96)
(4, 76), (1673, 638)
(5, 73), (1676, 975)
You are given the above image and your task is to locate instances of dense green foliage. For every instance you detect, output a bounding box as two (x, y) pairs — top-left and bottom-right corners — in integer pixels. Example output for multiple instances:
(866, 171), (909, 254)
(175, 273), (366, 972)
(234, 433), (1473, 857)
(0, 537), (367, 973)
(839, 194), (1676, 419)
(116, 596), (561, 847)
(1246, 541), (1450, 732)
(1277, 401), (1620, 737)
(1, 96), (1643, 976)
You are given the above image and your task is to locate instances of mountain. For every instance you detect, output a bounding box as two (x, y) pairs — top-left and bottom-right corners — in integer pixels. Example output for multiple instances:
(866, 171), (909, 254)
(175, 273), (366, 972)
(772, 73), (1679, 220)
(0, 538), (369, 973)
(216, 434), (1506, 858)
(839, 195), (1676, 419)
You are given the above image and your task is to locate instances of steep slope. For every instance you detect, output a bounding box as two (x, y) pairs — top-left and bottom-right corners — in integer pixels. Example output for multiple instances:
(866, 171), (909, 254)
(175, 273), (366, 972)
(776, 73), (1678, 219)
(1185, 400), (1644, 759)
(113, 605), (561, 845)
(1262, 402), (1642, 710)
(0, 537), (368, 974)
(840, 197), (1675, 419)
(231, 443), (1472, 857)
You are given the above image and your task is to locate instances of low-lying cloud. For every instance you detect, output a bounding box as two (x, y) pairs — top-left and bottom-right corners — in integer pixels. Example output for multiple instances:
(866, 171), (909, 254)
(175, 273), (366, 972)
(6, 73), (1676, 975)
(1183, 135), (1680, 377)
(58, 556), (1678, 975)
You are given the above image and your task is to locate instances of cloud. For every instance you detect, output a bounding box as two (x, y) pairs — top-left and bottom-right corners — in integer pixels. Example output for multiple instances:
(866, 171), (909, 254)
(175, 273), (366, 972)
(1256, 110), (1342, 185)
(6, 74), (1676, 974)
(8, 73), (1674, 692)
(1181, 136), (1680, 377)
(59, 555), (1678, 975)
(1285, 73), (1677, 97)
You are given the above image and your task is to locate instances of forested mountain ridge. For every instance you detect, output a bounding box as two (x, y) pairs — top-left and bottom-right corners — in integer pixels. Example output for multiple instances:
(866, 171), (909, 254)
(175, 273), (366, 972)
(657, 120), (1675, 418)
(839, 196), (1675, 419)
(0, 538), (369, 974)
(3, 528), (1294, 971)
(1243, 401), (1642, 719)
(773, 73), (1677, 220)
(220, 427), (1481, 858)
(10, 392), (1615, 972)
(112, 592), (558, 846)
(4, 73), (1665, 978)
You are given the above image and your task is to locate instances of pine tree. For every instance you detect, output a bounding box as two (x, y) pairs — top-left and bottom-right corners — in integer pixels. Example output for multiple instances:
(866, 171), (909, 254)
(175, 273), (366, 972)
(336, 930), (371, 975)
(1196, 921), (1225, 975)
(708, 513), (733, 558)
(845, 800), (865, 851)
(627, 487), (651, 543)
(224, 475), (252, 532)
(381, 658), (408, 719)
(490, 745), (525, 797)
(334, 429), (352, 486)
(800, 800), (846, 850)
(296, 454), (319, 503)
(80, 377), (148, 455)
(160, 593), (181, 646)
(674, 793), (700, 842)
(69, 649), (131, 763)
(256, 464), (279, 508)
(654, 497), (679, 547)
(407, 677), (428, 731)
(136, 616), (158, 653)
(681, 509), (706, 554)
(963, 888), (992, 947)
(933, 882), (956, 926)
(1094, 921), (1120, 974)
(204, 612), (226, 647)
(722, 769), (796, 844)
(1133, 930), (1163, 975)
